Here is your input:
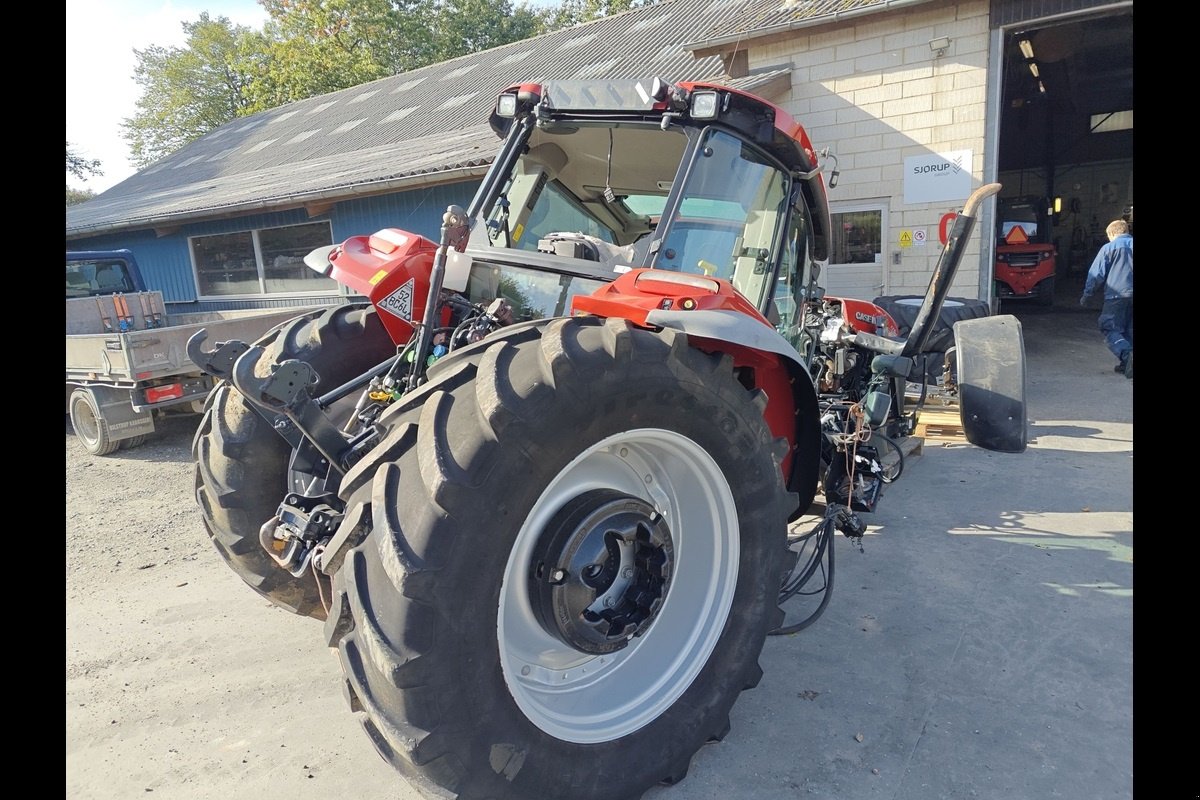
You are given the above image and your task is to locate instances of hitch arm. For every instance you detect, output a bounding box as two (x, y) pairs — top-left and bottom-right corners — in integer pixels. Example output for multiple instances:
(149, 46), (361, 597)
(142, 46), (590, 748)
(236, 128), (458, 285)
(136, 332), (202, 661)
(230, 345), (355, 475)
(187, 328), (251, 381)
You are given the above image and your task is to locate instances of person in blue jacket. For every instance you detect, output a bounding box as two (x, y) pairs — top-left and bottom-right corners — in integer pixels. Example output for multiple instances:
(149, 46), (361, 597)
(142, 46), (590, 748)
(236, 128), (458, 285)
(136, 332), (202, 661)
(1080, 219), (1134, 379)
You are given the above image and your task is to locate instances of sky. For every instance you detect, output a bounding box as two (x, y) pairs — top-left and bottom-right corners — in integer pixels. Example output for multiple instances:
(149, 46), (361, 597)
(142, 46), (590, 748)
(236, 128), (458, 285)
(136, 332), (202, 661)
(66, 0), (270, 194)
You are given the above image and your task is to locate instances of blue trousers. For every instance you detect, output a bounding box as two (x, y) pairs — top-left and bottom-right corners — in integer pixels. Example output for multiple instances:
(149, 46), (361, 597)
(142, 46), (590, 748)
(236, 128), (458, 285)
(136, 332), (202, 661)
(1097, 296), (1133, 363)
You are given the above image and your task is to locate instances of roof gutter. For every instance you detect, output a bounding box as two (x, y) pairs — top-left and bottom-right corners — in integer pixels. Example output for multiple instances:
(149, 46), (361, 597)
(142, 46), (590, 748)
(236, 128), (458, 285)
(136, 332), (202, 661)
(683, 0), (935, 56)
(65, 162), (495, 240)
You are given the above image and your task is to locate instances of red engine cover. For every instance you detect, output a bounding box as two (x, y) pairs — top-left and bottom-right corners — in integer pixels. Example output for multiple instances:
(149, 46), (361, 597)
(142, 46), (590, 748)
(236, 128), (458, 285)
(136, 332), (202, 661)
(827, 296), (900, 337)
(325, 228), (440, 345)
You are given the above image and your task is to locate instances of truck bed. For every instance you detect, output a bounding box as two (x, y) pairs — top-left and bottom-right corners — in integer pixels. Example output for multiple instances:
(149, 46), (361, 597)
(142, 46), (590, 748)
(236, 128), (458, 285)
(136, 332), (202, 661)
(66, 304), (318, 384)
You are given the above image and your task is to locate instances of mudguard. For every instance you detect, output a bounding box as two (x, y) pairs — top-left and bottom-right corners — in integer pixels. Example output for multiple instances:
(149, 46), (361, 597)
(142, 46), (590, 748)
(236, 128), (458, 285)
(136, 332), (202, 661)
(646, 307), (822, 515)
(953, 315), (1027, 453)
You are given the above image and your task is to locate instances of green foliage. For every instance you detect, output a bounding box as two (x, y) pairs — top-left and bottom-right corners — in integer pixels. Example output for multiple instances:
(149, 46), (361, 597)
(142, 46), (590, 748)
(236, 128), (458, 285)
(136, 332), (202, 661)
(244, 0), (434, 111)
(67, 142), (103, 180)
(538, 0), (658, 29)
(120, 0), (662, 165)
(120, 12), (260, 168)
(66, 186), (97, 206)
(428, 0), (544, 62)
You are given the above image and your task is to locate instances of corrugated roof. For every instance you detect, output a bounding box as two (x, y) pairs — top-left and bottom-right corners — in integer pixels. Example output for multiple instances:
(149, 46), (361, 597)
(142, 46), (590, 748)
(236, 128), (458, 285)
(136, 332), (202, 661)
(685, 0), (935, 50)
(67, 0), (796, 237)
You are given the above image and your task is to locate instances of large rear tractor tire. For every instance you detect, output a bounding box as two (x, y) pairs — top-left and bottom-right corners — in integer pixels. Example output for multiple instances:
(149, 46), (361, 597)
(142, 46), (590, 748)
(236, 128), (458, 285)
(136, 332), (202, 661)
(873, 295), (991, 383)
(325, 316), (793, 800)
(192, 304), (395, 620)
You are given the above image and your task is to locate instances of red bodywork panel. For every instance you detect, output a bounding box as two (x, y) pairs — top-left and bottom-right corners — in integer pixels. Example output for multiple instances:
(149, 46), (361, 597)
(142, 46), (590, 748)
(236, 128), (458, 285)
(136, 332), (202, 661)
(996, 241), (1056, 296)
(826, 296), (900, 337)
(573, 269), (797, 477)
(995, 223), (1056, 297)
(572, 268), (770, 326)
(324, 228), (442, 345)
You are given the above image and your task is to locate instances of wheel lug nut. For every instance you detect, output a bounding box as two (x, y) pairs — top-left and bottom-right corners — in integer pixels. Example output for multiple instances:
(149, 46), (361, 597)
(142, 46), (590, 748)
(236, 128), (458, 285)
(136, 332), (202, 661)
(622, 567), (634, 579)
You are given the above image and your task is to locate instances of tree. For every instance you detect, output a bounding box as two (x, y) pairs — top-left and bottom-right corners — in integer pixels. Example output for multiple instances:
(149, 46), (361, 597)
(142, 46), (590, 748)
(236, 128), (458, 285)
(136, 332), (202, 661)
(67, 187), (96, 206)
(121, 13), (261, 168)
(117, 0), (659, 167)
(67, 142), (102, 206)
(245, 0), (435, 112)
(538, 0), (658, 29)
(67, 142), (103, 181)
(428, 0), (544, 62)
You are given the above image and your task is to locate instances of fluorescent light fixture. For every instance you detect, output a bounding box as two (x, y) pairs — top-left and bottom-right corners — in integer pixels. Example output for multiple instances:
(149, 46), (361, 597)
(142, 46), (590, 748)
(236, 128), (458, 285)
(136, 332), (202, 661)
(1038, 81), (1046, 94)
(1028, 62), (1039, 78)
(1019, 38), (1034, 59)
(1091, 110), (1133, 133)
(1053, 197), (1063, 214)
(929, 36), (951, 56)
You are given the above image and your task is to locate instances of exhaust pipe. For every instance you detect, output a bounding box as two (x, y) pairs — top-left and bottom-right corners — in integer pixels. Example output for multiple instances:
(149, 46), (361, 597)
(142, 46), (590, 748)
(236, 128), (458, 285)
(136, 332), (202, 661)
(900, 182), (1001, 358)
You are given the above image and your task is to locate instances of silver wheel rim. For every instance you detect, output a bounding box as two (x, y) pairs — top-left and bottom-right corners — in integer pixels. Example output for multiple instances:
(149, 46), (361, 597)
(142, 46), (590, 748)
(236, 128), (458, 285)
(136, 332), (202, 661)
(73, 397), (100, 445)
(498, 428), (739, 743)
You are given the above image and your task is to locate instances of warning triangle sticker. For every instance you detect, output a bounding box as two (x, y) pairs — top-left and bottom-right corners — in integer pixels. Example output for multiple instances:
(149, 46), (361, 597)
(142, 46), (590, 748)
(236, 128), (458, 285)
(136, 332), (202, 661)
(1005, 226), (1030, 244)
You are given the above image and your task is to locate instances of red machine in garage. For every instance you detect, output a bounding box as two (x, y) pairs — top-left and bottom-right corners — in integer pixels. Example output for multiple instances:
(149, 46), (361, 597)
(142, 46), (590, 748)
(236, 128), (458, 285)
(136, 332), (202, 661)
(995, 195), (1057, 305)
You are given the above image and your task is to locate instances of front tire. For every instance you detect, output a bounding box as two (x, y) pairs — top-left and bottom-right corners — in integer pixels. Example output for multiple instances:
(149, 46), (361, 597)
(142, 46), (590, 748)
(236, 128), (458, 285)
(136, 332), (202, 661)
(326, 317), (792, 799)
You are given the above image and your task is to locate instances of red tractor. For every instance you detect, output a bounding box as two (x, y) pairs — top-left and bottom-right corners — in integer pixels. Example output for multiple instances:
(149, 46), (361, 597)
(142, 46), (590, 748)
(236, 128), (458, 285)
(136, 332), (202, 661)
(994, 194), (1057, 305)
(189, 78), (1026, 800)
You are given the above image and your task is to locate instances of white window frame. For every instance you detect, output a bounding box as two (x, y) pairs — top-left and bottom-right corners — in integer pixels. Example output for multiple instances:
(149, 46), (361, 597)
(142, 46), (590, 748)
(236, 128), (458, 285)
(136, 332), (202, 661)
(826, 200), (890, 297)
(827, 200), (889, 269)
(190, 220), (342, 301)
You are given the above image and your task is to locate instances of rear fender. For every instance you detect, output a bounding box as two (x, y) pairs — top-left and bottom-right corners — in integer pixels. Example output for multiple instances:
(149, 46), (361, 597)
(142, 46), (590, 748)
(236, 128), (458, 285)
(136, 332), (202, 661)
(645, 308), (821, 516)
(953, 315), (1027, 453)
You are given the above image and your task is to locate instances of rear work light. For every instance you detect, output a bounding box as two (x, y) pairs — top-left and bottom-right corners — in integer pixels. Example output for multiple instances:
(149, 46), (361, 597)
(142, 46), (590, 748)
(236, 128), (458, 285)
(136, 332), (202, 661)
(690, 91), (720, 119)
(145, 383), (184, 404)
(496, 93), (518, 117)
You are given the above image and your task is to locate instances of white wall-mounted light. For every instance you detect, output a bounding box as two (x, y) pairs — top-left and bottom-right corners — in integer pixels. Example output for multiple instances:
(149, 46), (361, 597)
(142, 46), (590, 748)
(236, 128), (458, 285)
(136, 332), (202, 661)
(929, 36), (951, 57)
(1019, 38), (1035, 59)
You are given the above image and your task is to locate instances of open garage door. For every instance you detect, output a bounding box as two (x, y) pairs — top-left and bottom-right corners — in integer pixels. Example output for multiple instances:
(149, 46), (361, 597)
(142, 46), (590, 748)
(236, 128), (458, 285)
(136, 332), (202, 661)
(994, 6), (1133, 311)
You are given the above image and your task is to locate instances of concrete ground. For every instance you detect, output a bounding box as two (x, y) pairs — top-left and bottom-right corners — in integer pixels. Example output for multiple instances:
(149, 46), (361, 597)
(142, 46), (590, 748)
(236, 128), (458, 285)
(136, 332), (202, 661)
(65, 291), (1132, 800)
(644, 292), (1134, 800)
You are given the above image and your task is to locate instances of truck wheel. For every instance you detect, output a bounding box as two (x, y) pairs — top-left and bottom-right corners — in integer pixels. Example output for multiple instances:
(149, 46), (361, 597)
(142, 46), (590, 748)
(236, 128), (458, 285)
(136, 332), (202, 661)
(193, 304), (395, 620)
(325, 317), (792, 800)
(121, 434), (148, 450)
(70, 389), (120, 456)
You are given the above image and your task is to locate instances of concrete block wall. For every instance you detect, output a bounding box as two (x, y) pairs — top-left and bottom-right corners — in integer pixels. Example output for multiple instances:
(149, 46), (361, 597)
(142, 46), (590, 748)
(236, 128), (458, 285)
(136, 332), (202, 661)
(749, 0), (992, 299)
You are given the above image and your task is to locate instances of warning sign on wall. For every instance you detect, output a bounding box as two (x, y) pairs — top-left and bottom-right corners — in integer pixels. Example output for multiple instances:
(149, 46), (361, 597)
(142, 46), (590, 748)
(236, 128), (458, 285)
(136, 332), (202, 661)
(913, 229), (927, 247)
(899, 230), (913, 248)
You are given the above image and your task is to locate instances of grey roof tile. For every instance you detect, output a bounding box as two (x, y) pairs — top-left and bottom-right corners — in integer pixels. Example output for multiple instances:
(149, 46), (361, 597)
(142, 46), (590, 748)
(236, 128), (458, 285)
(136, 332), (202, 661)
(67, 0), (798, 237)
(687, 0), (933, 46)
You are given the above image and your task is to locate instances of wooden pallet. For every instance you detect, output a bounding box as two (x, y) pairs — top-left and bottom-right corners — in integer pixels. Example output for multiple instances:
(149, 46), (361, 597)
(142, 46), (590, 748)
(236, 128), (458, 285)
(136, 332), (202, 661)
(914, 407), (967, 442)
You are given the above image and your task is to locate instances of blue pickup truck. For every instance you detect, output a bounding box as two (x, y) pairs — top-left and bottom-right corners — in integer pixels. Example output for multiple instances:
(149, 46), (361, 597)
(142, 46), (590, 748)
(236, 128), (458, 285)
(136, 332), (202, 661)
(66, 249), (319, 455)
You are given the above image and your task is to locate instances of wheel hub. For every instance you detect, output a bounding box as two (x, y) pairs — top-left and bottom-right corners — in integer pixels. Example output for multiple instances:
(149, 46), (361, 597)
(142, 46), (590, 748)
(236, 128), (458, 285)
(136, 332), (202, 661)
(530, 489), (674, 655)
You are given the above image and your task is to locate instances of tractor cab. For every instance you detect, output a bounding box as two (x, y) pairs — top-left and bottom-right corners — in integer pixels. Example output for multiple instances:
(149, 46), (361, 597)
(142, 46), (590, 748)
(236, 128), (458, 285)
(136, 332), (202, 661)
(455, 79), (833, 350)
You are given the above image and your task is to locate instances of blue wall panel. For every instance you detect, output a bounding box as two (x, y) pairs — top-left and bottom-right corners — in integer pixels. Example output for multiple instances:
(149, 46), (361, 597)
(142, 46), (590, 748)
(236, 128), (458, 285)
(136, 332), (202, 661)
(331, 181), (480, 242)
(68, 179), (481, 310)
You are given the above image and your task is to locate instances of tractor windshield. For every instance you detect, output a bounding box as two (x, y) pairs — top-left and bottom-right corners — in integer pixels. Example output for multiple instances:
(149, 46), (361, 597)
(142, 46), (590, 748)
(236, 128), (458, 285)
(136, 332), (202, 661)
(473, 122), (688, 257)
(654, 128), (791, 309)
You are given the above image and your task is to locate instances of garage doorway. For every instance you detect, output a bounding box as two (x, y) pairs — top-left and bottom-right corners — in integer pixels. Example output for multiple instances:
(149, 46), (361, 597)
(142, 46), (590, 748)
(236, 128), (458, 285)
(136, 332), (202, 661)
(992, 6), (1133, 315)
